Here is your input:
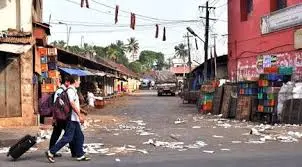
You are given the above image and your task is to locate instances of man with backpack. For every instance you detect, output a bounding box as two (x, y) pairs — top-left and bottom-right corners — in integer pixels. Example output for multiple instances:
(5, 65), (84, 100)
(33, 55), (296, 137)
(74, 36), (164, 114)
(45, 75), (90, 163)
(48, 76), (71, 158)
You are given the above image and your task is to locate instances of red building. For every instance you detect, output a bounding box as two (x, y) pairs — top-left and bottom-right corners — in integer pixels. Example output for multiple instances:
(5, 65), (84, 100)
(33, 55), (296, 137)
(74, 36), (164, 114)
(228, 0), (302, 81)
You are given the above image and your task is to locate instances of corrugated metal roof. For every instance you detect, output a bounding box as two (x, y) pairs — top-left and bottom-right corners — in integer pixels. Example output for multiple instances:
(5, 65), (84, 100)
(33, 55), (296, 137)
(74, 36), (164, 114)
(0, 44), (32, 54)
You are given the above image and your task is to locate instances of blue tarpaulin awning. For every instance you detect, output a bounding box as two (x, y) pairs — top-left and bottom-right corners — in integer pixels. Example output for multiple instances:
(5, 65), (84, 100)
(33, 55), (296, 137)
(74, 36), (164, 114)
(59, 67), (93, 76)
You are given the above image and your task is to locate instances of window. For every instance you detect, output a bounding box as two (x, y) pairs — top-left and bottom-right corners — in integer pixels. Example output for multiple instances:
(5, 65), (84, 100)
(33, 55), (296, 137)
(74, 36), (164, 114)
(270, 0), (287, 12)
(240, 0), (253, 21)
(277, 0), (287, 10)
(247, 0), (253, 14)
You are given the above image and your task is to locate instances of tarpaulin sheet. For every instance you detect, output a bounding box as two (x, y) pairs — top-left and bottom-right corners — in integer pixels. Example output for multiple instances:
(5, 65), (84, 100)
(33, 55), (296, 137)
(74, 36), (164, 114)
(155, 70), (177, 83)
(59, 67), (93, 76)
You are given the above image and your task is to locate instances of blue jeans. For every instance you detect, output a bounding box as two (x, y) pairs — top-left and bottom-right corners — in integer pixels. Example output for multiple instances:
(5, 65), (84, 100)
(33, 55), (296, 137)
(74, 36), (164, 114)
(49, 121), (85, 157)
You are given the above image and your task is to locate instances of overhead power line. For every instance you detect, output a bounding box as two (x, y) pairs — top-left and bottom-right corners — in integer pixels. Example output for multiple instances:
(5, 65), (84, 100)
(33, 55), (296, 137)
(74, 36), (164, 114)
(91, 0), (180, 22)
(63, 0), (194, 23)
(50, 19), (201, 28)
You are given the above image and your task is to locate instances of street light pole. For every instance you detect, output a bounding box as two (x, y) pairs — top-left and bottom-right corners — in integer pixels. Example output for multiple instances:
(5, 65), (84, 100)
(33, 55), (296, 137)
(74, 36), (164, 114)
(58, 22), (71, 51)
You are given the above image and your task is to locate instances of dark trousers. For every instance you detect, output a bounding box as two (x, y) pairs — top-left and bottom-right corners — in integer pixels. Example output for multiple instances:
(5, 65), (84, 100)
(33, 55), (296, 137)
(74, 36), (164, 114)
(49, 120), (76, 156)
(49, 121), (85, 157)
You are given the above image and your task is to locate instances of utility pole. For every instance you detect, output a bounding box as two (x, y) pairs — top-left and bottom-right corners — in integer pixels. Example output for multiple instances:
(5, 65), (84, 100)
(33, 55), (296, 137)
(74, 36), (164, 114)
(184, 32), (193, 72)
(183, 33), (193, 91)
(81, 36), (84, 48)
(212, 33), (218, 79)
(199, 1), (215, 81)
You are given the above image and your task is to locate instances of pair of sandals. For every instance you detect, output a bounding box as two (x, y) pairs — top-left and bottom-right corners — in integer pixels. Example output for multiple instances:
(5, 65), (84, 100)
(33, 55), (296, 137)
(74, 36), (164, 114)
(45, 151), (90, 163)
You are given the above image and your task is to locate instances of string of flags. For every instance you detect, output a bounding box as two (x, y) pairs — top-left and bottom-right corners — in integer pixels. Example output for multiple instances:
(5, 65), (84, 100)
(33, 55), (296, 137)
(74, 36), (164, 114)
(80, 1), (168, 41)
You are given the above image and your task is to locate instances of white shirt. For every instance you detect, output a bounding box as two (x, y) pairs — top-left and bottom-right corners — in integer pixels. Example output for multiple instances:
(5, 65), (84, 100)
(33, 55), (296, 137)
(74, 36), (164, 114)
(67, 86), (80, 122)
(53, 84), (67, 103)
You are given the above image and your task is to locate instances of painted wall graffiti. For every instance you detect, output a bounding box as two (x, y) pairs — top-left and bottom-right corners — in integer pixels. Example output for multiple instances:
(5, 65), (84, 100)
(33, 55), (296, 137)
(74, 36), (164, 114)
(234, 51), (302, 81)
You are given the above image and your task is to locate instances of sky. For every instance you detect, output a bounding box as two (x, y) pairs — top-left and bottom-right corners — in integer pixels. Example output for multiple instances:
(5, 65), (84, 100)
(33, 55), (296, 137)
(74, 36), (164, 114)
(43, 0), (228, 64)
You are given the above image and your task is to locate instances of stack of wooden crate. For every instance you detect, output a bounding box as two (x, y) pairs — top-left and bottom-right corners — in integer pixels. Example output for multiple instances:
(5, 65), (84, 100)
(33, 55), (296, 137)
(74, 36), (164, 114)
(38, 47), (59, 93)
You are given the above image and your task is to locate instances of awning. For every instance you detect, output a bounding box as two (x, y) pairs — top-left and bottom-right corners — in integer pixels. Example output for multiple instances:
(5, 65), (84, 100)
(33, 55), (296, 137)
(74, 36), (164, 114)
(59, 67), (94, 76)
(95, 71), (106, 76)
(0, 44), (32, 54)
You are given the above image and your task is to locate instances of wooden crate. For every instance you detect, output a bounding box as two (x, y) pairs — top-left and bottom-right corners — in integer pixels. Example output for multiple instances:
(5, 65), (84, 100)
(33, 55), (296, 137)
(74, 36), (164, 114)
(38, 47), (48, 56)
(41, 84), (57, 93)
(48, 48), (57, 56)
(221, 85), (232, 118)
(48, 70), (60, 78)
(41, 63), (48, 72)
(212, 87), (224, 115)
(236, 96), (252, 120)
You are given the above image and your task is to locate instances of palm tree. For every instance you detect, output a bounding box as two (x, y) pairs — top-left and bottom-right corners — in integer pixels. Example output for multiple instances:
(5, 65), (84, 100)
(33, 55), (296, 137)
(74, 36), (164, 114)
(174, 43), (188, 78)
(126, 37), (139, 61)
(174, 43), (188, 61)
(105, 46), (118, 61)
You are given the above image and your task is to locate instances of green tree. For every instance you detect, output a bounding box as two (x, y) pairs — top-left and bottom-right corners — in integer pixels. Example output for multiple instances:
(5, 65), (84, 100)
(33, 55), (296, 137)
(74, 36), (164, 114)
(139, 50), (165, 71)
(126, 37), (139, 60)
(50, 40), (66, 49)
(129, 61), (143, 73)
(68, 45), (84, 54)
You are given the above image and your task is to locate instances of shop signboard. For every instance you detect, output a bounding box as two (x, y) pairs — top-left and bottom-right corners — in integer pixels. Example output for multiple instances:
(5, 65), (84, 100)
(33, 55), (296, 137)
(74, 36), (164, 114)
(261, 4), (302, 34)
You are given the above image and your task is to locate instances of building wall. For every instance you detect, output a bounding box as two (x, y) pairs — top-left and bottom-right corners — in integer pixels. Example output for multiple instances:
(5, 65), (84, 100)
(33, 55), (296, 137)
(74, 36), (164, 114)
(0, 0), (33, 32)
(0, 49), (37, 126)
(228, 0), (302, 81)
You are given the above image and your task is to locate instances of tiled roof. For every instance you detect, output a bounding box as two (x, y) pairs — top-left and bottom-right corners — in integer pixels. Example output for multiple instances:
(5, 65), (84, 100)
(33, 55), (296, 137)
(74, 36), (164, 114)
(102, 59), (138, 78)
(0, 29), (33, 44)
(0, 36), (34, 44)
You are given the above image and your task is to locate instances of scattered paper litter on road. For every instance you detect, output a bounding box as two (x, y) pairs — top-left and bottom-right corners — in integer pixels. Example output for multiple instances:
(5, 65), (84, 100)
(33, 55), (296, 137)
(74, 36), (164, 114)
(192, 126), (201, 129)
(212, 135), (224, 138)
(129, 120), (146, 126)
(139, 132), (154, 136)
(288, 131), (302, 138)
(136, 149), (149, 154)
(216, 114), (223, 117)
(245, 140), (265, 144)
(260, 135), (276, 142)
(0, 147), (9, 154)
(174, 118), (186, 124)
(106, 153), (116, 156)
(250, 128), (261, 136)
(277, 135), (299, 143)
(178, 148), (188, 152)
(203, 150), (215, 154)
(29, 148), (38, 152)
(232, 141), (242, 144)
(98, 148), (109, 154)
(127, 145), (136, 148)
(220, 148), (230, 151)
(113, 133), (119, 136)
(93, 119), (101, 123)
(115, 158), (121, 162)
(170, 134), (181, 141)
(196, 141), (207, 147)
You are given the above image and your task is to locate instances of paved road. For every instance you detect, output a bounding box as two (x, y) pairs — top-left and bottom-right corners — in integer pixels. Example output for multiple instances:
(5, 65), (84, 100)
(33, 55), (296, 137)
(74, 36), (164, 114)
(1, 90), (302, 167)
